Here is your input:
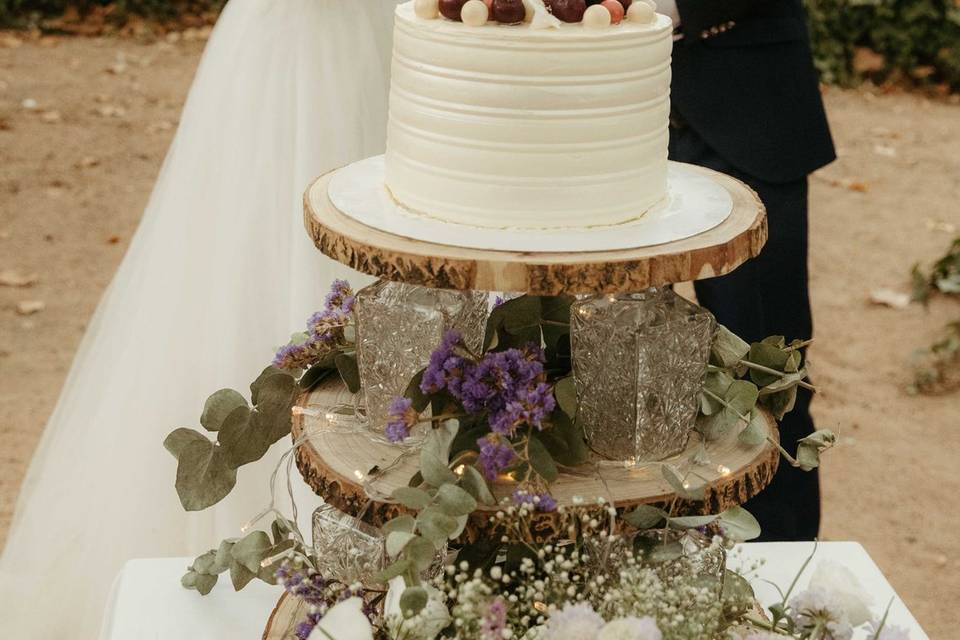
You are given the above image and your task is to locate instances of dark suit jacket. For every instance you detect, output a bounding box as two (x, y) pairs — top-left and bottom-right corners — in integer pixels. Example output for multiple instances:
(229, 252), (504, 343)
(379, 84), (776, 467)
(671, 0), (836, 183)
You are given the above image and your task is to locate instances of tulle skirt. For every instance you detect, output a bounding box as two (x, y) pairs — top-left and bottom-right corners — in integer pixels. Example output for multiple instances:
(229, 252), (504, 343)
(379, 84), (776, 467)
(0, 0), (398, 636)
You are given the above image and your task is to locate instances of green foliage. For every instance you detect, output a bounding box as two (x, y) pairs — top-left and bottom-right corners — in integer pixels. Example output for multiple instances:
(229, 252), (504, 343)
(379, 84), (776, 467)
(806, 0), (960, 90)
(909, 238), (960, 394)
(164, 366), (297, 511)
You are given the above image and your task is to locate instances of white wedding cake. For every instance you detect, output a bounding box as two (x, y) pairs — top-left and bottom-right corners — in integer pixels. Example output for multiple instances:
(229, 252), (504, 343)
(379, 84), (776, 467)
(384, 0), (673, 229)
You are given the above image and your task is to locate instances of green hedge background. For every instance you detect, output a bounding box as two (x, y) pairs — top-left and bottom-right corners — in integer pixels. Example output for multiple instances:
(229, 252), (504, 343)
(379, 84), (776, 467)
(1, 0), (959, 90)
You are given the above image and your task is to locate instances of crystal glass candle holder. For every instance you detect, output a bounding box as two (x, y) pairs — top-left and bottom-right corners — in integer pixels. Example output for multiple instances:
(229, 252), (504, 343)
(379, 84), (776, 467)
(312, 504), (386, 585)
(355, 280), (488, 432)
(570, 288), (716, 463)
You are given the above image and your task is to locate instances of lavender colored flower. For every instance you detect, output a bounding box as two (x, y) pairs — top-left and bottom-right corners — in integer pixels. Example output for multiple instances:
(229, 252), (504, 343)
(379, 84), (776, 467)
(460, 346), (546, 416)
(490, 381), (556, 435)
(324, 279), (353, 313)
(478, 435), (517, 481)
(420, 330), (468, 395)
(272, 340), (314, 371)
(385, 396), (419, 443)
(512, 489), (557, 512)
(545, 602), (605, 640)
(481, 598), (508, 640)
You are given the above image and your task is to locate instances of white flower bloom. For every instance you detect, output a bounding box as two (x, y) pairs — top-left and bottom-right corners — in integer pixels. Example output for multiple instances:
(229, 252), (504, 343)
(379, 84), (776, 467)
(597, 616), (662, 640)
(868, 622), (911, 640)
(808, 560), (875, 627)
(383, 577), (451, 640)
(545, 602), (605, 640)
(309, 597), (373, 640)
(789, 587), (854, 640)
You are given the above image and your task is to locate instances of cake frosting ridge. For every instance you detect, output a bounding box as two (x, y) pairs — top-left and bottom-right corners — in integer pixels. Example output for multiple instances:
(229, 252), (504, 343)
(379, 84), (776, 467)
(384, 1), (673, 229)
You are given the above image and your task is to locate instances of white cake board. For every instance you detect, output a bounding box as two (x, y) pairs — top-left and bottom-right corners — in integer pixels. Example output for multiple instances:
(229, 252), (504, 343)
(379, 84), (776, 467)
(327, 156), (733, 253)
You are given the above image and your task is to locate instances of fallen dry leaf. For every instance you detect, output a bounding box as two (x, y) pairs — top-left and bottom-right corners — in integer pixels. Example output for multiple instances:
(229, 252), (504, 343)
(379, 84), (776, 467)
(16, 300), (46, 315)
(817, 175), (870, 193)
(107, 235), (120, 244)
(869, 288), (911, 309)
(76, 156), (101, 169)
(0, 269), (39, 287)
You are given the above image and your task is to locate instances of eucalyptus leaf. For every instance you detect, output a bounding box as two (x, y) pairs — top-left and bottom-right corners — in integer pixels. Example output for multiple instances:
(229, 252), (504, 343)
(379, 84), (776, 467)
(722, 570), (756, 609)
(400, 586), (429, 617)
(164, 428), (210, 460)
(738, 410), (769, 446)
(718, 506), (761, 541)
(537, 409), (588, 467)
(622, 505), (668, 529)
(748, 342), (790, 387)
(392, 486), (433, 511)
(217, 405), (276, 469)
(528, 435), (559, 483)
(553, 376), (578, 419)
(404, 369), (430, 413)
(417, 508), (459, 548)
(460, 466), (496, 506)
(435, 484), (477, 517)
(761, 386), (798, 421)
(250, 366), (290, 405)
(335, 353), (361, 393)
(200, 389), (249, 432)
(374, 559), (411, 584)
(795, 429), (838, 471)
(386, 531), (417, 557)
(299, 364), (335, 391)
(405, 536), (437, 572)
(502, 296), (542, 334)
(174, 439), (237, 511)
(420, 422), (459, 487)
(191, 572), (218, 595)
(668, 514), (719, 529)
(725, 380), (760, 416)
(711, 325), (750, 368)
(230, 560), (257, 591)
(661, 464), (704, 501)
(382, 515), (416, 535)
(230, 530), (273, 574)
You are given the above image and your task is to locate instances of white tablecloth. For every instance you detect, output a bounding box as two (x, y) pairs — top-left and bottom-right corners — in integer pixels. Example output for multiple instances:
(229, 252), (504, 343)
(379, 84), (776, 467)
(99, 542), (928, 640)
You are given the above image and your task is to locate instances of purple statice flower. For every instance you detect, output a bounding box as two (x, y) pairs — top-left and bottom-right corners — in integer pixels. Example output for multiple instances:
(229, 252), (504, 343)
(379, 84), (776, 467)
(272, 340), (314, 371)
(420, 330), (468, 395)
(490, 381), (556, 435)
(275, 561), (328, 605)
(512, 489), (557, 512)
(460, 346), (545, 416)
(385, 396), (419, 443)
(493, 296), (506, 307)
(481, 598), (508, 640)
(477, 435), (517, 480)
(323, 279), (353, 313)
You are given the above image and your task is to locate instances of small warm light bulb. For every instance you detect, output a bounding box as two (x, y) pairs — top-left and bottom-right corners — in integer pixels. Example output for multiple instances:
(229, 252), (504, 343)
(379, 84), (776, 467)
(534, 601), (548, 613)
(717, 465), (731, 476)
(682, 481), (691, 490)
(291, 406), (305, 416)
(354, 470), (365, 481)
(455, 464), (466, 477)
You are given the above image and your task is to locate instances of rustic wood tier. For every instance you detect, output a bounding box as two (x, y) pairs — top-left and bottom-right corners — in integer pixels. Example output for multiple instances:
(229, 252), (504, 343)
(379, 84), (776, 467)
(291, 378), (780, 540)
(303, 163), (766, 295)
(262, 593), (305, 640)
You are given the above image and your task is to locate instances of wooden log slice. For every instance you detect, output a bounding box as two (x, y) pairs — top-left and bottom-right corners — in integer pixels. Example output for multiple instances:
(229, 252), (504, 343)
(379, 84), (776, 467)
(291, 378), (780, 541)
(262, 593), (308, 640)
(303, 162), (767, 295)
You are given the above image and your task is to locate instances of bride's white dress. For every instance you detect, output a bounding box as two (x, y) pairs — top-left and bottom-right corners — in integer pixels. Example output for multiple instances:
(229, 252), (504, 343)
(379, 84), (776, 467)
(0, 0), (397, 636)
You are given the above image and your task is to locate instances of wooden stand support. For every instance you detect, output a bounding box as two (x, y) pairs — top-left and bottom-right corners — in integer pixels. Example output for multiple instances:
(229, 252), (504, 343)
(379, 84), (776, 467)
(303, 162), (766, 295)
(290, 378), (780, 540)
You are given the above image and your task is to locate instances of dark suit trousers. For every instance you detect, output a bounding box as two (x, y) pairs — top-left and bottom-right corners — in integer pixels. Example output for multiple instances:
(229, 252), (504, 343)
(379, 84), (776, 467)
(669, 125), (821, 541)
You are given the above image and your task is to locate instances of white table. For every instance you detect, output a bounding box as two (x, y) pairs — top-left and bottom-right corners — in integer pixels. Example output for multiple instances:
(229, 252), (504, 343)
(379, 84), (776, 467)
(99, 542), (927, 640)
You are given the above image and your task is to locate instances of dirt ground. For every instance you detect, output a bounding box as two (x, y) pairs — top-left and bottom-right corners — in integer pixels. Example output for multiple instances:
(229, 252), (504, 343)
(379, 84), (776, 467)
(0, 34), (958, 639)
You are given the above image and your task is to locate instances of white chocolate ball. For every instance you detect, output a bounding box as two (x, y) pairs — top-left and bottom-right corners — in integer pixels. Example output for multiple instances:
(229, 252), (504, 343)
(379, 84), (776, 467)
(626, 1), (656, 23)
(414, 0), (441, 19)
(461, 0), (489, 25)
(522, 0), (535, 23)
(583, 4), (612, 29)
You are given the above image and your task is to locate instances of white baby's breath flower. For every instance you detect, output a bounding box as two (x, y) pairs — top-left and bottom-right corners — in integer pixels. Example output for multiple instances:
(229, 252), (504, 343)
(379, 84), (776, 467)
(808, 560), (875, 627)
(597, 616), (662, 640)
(545, 602), (604, 640)
(309, 597), (372, 640)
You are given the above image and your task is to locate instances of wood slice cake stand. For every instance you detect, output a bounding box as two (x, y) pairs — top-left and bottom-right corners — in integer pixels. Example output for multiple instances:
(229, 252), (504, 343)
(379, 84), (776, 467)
(303, 162), (766, 295)
(290, 378), (780, 539)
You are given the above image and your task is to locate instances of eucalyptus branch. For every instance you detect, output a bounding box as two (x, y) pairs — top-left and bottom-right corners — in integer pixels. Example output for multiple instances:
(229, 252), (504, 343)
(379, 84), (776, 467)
(738, 359), (818, 392)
